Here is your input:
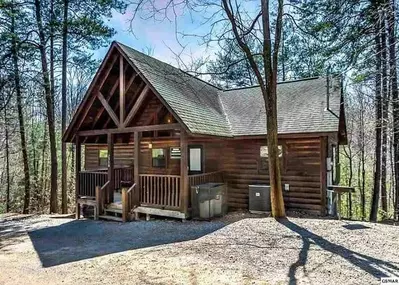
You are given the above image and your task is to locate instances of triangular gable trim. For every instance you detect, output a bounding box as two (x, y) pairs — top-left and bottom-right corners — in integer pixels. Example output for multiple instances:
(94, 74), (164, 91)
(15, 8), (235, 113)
(113, 43), (191, 135)
(63, 42), (191, 143)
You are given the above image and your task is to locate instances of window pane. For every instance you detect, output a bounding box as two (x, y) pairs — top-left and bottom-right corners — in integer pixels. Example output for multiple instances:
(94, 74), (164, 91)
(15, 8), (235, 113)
(99, 158), (108, 167)
(189, 148), (201, 171)
(260, 146), (268, 157)
(152, 148), (166, 168)
(99, 149), (108, 158)
(152, 149), (165, 158)
(260, 145), (283, 158)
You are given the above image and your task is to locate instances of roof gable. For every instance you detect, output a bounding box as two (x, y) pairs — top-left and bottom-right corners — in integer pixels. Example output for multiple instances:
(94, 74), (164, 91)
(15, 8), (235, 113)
(64, 42), (344, 142)
(63, 43), (186, 143)
(117, 43), (232, 137)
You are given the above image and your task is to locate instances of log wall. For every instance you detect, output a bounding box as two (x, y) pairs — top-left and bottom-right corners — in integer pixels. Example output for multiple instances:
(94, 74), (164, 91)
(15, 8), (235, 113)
(221, 137), (325, 212)
(84, 136), (327, 213)
(84, 138), (181, 175)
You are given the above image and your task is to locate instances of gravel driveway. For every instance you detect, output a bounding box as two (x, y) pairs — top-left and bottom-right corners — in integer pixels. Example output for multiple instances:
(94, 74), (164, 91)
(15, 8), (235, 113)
(0, 213), (398, 285)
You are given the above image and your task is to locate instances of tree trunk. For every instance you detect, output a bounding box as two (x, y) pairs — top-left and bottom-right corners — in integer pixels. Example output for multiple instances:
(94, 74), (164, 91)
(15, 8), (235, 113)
(370, 12), (383, 222)
(221, 0), (286, 217)
(61, 0), (69, 214)
(4, 107), (10, 213)
(39, 128), (48, 212)
(388, 0), (399, 220)
(344, 145), (353, 218)
(11, 3), (30, 214)
(34, 0), (58, 213)
(31, 112), (39, 211)
(262, 0), (285, 218)
(358, 91), (366, 220)
(265, 83), (285, 217)
(380, 10), (388, 217)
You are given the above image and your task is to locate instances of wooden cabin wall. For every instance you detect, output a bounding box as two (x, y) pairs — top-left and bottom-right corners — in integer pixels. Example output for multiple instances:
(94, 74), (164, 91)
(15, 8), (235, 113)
(85, 135), (328, 214)
(84, 138), (181, 175)
(189, 136), (326, 213)
(85, 144), (134, 169)
(138, 139), (180, 175)
(221, 137), (325, 213)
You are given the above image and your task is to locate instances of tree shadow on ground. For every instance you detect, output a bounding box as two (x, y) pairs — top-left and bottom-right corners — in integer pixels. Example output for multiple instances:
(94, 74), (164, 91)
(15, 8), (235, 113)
(278, 218), (399, 285)
(27, 219), (225, 267)
(0, 216), (43, 252)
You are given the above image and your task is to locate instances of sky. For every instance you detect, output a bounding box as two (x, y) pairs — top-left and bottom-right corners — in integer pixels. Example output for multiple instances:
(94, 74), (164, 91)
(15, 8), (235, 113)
(94, 5), (218, 69)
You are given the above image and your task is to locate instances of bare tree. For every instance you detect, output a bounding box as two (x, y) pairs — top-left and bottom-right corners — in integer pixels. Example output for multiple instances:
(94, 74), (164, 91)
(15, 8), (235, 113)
(61, 0), (69, 214)
(130, 0), (286, 217)
(387, 0), (399, 220)
(370, 4), (383, 222)
(10, 2), (30, 213)
(34, 0), (58, 213)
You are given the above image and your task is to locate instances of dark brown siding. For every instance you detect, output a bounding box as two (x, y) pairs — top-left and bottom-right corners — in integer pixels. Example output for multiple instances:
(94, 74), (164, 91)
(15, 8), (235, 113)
(84, 136), (327, 213)
(221, 137), (324, 212)
(84, 138), (180, 175)
(85, 144), (134, 169)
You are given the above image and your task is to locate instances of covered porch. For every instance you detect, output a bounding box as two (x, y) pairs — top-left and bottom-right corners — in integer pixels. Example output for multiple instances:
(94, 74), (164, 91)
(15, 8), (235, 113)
(75, 126), (225, 221)
(63, 43), (226, 221)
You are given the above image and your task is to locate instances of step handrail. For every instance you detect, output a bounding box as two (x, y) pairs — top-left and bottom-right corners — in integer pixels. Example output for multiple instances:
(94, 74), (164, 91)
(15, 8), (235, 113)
(94, 180), (110, 220)
(126, 183), (136, 194)
(122, 183), (136, 222)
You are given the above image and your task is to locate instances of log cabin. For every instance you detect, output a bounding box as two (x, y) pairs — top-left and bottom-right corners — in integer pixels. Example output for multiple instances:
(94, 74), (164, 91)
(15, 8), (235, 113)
(63, 41), (347, 221)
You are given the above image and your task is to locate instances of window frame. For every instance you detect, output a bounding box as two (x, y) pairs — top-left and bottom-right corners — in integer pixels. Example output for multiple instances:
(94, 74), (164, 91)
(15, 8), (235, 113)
(151, 148), (167, 168)
(258, 144), (285, 173)
(98, 149), (108, 167)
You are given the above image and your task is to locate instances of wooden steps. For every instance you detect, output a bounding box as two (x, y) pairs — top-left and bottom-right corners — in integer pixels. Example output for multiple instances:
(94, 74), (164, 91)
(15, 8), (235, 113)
(98, 215), (123, 222)
(133, 206), (187, 221)
(98, 207), (124, 222)
(104, 208), (123, 215)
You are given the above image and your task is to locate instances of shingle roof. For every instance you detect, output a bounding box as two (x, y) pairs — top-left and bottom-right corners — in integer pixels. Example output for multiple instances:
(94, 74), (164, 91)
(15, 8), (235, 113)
(118, 43), (231, 137)
(219, 77), (341, 136)
(117, 42), (342, 137)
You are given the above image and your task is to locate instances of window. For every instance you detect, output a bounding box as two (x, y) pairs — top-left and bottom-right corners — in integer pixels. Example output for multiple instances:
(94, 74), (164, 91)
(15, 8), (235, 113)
(99, 149), (108, 167)
(259, 145), (284, 172)
(260, 145), (283, 158)
(152, 148), (166, 167)
(189, 148), (202, 172)
(170, 147), (181, 159)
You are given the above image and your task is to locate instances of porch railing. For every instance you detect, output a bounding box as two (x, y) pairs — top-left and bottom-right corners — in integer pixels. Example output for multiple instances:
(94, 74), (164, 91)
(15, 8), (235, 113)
(78, 166), (133, 197)
(79, 170), (225, 211)
(79, 171), (108, 197)
(139, 174), (181, 209)
(188, 171), (224, 186)
(114, 167), (133, 189)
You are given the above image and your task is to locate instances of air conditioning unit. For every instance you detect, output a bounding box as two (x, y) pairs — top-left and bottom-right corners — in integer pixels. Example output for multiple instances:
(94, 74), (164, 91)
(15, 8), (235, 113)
(249, 185), (271, 213)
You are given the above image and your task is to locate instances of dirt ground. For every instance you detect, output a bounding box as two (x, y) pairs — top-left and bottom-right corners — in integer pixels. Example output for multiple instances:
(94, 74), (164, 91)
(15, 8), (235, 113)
(0, 213), (398, 285)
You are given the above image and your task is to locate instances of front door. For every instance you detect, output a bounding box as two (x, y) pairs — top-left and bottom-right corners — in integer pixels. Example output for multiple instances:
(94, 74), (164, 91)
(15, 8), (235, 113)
(188, 145), (203, 175)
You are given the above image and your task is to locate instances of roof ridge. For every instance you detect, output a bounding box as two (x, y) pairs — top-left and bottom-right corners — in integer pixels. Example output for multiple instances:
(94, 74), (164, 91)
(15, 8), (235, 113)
(115, 41), (222, 91)
(222, 76), (322, 92)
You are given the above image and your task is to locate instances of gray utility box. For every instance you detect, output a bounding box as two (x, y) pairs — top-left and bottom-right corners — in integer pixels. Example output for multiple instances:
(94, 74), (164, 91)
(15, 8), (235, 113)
(249, 185), (271, 213)
(191, 183), (227, 219)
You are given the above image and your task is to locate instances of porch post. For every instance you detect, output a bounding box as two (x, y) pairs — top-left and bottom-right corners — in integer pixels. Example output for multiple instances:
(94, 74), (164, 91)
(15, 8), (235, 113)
(75, 135), (81, 219)
(180, 130), (188, 215)
(134, 131), (140, 205)
(108, 133), (114, 204)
